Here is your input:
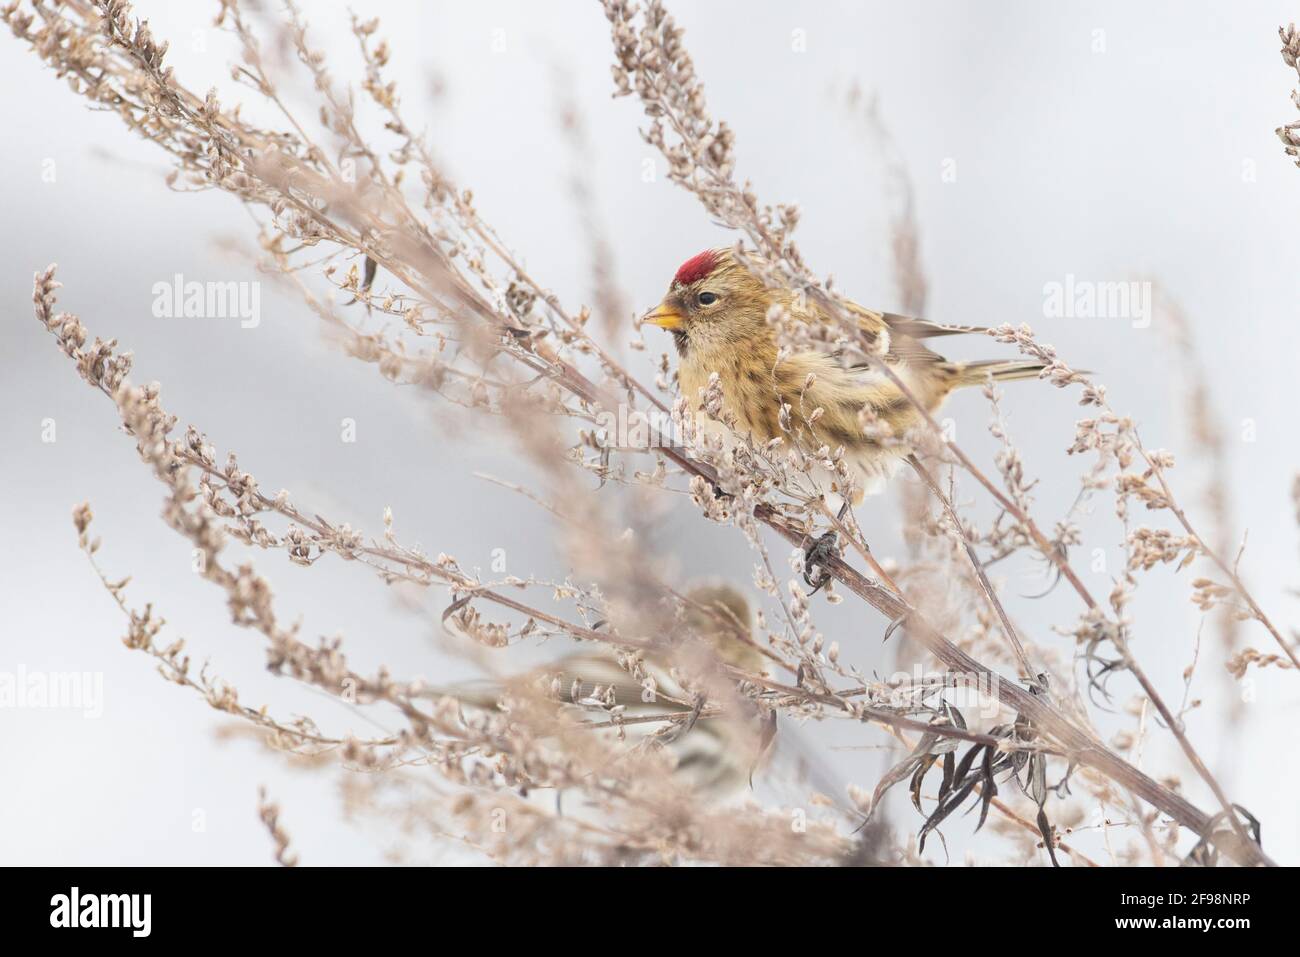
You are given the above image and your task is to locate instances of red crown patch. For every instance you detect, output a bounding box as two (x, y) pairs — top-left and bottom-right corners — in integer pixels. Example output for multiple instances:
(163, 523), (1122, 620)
(673, 250), (719, 287)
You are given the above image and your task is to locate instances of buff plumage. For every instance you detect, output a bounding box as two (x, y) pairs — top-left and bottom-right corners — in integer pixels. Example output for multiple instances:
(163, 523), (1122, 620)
(643, 247), (1045, 501)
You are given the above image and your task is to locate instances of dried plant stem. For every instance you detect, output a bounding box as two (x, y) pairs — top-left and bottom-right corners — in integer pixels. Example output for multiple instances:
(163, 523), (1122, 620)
(607, 1), (1265, 858)
(9, 0), (1283, 865)
(757, 515), (1275, 867)
(1144, 458), (1300, 671)
(907, 454), (1034, 679)
(256, 787), (299, 867)
(41, 267), (1060, 769)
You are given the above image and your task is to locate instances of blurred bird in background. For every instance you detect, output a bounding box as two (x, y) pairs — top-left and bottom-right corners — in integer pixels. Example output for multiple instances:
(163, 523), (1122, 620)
(441, 584), (846, 807)
(642, 247), (1045, 502)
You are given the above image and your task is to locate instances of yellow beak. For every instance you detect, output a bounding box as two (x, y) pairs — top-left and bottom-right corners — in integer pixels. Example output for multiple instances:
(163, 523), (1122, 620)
(643, 302), (685, 331)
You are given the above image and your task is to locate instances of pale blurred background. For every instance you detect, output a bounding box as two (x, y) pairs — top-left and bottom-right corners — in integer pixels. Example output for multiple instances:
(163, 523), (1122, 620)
(2, 0), (1299, 865)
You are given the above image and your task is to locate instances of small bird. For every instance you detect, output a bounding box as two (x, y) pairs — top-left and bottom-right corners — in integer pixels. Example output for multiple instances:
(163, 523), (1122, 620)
(439, 584), (779, 800)
(642, 247), (1046, 503)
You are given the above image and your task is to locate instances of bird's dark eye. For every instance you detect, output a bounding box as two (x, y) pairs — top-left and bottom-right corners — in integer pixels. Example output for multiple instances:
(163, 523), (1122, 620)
(697, 291), (718, 306)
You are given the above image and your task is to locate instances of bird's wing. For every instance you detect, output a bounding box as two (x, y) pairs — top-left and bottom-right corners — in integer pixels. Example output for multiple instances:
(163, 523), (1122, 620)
(836, 299), (889, 336)
(880, 312), (994, 366)
(881, 312), (990, 339)
(808, 298), (988, 367)
(538, 655), (694, 710)
(443, 655), (698, 712)
(788, 295), (887, 349)
(828, 302), (945, 366)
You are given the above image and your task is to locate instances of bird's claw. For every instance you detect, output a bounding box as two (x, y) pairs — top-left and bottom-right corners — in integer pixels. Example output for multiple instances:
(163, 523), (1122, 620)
(803, 529), (840, 594)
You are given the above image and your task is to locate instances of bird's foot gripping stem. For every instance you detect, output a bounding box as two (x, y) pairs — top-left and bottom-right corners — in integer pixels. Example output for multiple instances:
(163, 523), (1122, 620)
(802, 529), (841, 594)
